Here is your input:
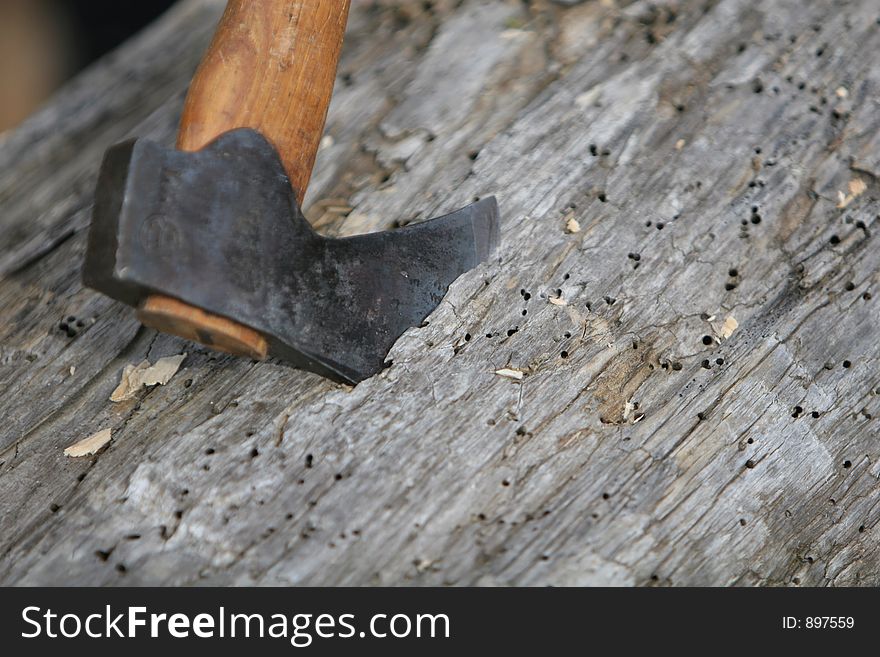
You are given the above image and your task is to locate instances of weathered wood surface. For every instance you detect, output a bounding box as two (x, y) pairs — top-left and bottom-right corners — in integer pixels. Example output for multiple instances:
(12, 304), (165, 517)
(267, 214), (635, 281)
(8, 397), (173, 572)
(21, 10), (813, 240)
(2, 0), (879, 586)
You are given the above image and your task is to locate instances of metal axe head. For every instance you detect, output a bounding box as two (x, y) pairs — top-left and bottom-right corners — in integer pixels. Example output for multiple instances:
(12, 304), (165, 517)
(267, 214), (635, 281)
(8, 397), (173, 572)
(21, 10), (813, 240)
(83, 129), (499, 384)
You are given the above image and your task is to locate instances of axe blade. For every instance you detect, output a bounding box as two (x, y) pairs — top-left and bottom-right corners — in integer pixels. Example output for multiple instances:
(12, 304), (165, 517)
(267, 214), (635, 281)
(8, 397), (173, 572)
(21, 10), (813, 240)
(84, 129), (500, 384)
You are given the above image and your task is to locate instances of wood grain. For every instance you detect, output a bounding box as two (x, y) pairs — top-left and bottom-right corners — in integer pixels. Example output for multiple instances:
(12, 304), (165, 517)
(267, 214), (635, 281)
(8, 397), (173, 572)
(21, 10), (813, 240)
(1, 0), (880, 587)
(140, 0), (352, 362)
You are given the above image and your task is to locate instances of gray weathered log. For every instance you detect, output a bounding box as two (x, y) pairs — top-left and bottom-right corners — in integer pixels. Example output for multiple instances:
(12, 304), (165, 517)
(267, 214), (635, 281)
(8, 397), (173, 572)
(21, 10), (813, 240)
(1, 0), (879, 586)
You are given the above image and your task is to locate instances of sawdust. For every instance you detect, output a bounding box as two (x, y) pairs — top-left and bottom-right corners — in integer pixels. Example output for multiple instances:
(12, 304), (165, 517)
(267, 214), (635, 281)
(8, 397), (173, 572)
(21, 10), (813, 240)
(64, 428), (112, 457)
(549, 295), (567, 306)
(566, 215), (581, 233)
(495, 368), (525, 381)
(675, 139), (686, 151)
(110, 354), (187, 402)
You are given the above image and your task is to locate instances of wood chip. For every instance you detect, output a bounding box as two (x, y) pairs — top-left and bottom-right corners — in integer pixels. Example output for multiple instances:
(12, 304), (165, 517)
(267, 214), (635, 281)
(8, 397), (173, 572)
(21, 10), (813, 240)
(849, 178), (867, 197)
(675, 138), (686, 151)
(110, 354), (187, 402)
(500, 28), (527, 40)
(837, 178), (867, 208)
(835, 86), (848, 99)
(111, 360), (149, 401)
(64, 428), (112, 458)
(566, 216), (581, 233)
(549, 296), (567, 306)
(575, 87), (601, 109)
(495, 368), (525, 381)
(719, 315), (739, 340)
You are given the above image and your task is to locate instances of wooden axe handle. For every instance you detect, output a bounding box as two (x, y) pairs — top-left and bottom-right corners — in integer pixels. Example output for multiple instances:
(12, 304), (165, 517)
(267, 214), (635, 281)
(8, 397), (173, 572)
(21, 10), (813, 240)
(138, 0), (351, 361)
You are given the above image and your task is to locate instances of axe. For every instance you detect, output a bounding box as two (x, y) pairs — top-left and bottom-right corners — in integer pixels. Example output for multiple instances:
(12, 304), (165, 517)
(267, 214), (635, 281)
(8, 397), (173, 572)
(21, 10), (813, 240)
(84, 0), (499, 384)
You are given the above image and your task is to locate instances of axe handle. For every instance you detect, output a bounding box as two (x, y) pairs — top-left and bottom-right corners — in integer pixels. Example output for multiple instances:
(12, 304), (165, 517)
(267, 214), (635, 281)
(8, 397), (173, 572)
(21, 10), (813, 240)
(139, 0), (351, 361)
(178, 0), (351, 200)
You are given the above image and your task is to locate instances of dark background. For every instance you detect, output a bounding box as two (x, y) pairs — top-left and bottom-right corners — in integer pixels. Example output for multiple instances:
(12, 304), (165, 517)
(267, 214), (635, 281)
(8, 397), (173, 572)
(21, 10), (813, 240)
(64, 1), (177, 63)
(1, 0), (176, 131)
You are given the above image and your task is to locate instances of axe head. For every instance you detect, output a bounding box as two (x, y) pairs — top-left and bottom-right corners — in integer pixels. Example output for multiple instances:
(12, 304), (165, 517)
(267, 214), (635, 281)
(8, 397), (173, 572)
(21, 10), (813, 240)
(83, 129), (499, 384)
